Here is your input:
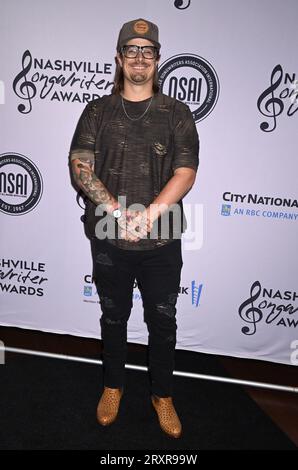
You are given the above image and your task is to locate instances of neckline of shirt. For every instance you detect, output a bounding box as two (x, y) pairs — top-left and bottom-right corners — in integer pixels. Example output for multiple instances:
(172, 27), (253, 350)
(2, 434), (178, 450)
(121, 95), (155, 104)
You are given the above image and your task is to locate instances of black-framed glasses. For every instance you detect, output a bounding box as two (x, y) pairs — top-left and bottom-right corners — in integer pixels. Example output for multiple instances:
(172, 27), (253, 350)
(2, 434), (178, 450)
(121, 45), (158, 59)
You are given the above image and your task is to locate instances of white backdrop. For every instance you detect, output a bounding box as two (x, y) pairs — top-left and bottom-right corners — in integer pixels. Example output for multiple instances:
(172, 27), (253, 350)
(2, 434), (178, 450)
(1, 0), (298, 366)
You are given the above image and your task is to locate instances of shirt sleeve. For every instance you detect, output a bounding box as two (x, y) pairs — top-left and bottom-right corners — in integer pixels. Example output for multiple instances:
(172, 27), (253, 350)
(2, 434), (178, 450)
(69, 101), (99, 161)
(172, 103), (200, 173)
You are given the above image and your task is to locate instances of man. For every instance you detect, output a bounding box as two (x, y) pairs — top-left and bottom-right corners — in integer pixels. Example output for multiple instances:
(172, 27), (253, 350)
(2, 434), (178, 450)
(69, 18), (199, 439)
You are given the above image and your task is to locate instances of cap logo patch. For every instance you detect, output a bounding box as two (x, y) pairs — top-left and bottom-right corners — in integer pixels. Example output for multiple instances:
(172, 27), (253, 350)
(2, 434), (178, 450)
(133, 20), (149, 35)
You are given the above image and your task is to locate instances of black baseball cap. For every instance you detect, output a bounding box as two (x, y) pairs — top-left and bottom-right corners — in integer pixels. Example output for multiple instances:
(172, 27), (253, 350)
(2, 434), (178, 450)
(117, 18), (161, 52)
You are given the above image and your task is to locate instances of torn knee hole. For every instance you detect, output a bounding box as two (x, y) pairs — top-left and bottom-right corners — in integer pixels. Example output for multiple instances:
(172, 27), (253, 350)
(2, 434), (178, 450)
(99, 296), (115, 309)
(156, 302), (176, 318)
(96, 252), (113, 266)
(102, 317), (122, 326)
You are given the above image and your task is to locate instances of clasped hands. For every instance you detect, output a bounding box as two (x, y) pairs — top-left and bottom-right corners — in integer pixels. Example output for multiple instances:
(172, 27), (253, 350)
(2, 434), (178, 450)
(116, 208), (155, 242)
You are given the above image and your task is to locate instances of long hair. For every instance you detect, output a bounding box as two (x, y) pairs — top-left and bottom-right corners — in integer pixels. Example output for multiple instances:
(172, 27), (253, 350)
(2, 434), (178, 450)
(111, 53), (161, 95)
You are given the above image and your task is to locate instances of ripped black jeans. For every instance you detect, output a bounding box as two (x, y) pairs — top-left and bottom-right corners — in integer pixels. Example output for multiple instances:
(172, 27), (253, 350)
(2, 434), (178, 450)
(91, 237), (183, 398)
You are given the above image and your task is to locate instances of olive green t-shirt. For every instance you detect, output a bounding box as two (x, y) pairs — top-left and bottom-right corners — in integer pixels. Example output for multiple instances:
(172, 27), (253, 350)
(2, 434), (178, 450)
(69, 92), (199, 250)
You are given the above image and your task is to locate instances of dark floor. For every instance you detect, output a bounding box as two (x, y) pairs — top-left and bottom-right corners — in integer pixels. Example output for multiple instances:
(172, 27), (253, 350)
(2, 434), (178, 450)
(0, 325), (297, 447)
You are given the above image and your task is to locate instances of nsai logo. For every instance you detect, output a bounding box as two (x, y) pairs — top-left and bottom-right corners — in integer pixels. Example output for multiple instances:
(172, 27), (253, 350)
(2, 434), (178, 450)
(0, 153), (43, 215)
(158, 54), (219, 122)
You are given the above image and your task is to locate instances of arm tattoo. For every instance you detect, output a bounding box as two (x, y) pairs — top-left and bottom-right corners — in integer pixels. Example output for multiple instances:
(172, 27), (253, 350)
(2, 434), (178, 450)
(72, 155), (114, 209)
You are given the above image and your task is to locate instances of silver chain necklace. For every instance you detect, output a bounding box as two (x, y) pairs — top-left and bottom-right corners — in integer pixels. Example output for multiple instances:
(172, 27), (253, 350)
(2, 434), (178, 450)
(121, 95), (153, 121)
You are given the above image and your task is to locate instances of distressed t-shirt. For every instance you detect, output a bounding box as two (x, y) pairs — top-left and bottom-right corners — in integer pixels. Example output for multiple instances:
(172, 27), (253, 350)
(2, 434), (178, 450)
(69, 92), (199, 250)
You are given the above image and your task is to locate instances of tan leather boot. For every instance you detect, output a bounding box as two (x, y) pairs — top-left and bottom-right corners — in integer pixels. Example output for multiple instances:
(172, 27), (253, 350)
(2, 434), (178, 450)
(96, 387), (123, 426)
(151, 395), (182, 438)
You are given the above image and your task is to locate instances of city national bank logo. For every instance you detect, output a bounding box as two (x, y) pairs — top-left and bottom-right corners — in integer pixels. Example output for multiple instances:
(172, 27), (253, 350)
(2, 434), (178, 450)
(83, 275), (99, 304)
(13, 50), (113, 114)
(83, 274), (203, 307)
(0, 259), (48, 296)
(257, 64), (298, 132)
(221, 204), (231, 216)
(221, 192), (298, 222)
(0, 153), (43, 215)
(239, 281), (298, 335)
(158, 54), (219, 122)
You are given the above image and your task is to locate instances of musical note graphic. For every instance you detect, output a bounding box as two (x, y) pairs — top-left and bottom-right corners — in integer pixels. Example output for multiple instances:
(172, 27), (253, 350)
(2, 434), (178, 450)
(238, 281), (263, 335)
(13, 50), (36, 114)
(257, 64), (284, 132)
(174, 0), (191, 10)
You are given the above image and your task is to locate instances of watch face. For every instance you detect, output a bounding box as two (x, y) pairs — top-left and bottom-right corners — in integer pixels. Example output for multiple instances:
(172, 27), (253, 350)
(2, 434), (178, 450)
(113, 209), (122, 218)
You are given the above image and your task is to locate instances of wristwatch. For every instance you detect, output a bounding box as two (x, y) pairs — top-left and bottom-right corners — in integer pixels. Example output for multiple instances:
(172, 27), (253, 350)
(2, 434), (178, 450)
(112, 207), (122, 219)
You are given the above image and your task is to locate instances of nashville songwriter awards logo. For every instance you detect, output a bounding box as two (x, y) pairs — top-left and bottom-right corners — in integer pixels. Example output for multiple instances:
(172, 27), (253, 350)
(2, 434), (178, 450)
(173, 0), (191, 9)
(238, 280), (298, 335)
(257, 64), (298, 132)
(12, 50), (114, 114)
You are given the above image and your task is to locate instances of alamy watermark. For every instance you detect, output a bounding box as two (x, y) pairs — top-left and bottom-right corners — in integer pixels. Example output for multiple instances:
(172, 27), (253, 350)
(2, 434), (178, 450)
(0, 340), (5, 364)
(95, 197), (203, 250)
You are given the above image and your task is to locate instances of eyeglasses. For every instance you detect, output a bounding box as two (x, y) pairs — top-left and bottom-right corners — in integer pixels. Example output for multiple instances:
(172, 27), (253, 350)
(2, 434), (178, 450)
(121, 45), (159, 59)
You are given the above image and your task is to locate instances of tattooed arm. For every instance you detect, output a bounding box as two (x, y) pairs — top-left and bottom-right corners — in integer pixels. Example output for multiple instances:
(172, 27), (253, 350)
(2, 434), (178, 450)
(70, 151), (118, 214)
(70, 151), (146, 241)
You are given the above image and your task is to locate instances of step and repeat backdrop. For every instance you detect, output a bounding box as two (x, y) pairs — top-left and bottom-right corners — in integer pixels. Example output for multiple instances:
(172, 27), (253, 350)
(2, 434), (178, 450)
(1, 0), (297, 365)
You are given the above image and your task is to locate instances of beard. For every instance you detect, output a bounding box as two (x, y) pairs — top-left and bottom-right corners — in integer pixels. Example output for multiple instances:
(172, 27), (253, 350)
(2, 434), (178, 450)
(130, 72), (147, 83)
(128, 61), (151, 84)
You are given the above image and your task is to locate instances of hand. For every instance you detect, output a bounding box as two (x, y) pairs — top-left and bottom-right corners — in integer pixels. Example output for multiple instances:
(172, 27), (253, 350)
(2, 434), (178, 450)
(118, 208), (154, 243)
